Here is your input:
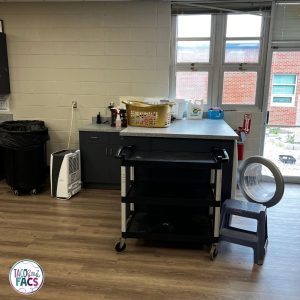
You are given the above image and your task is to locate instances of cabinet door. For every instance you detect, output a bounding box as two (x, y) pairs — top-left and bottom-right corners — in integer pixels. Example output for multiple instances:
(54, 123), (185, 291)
(80, 143), (111, 184)
(79, 132), (110, 184)
(80, 131), (121, 187)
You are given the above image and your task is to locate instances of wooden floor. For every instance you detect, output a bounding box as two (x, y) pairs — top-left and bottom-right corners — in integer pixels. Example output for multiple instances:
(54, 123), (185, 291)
(0, 181), (299, 300)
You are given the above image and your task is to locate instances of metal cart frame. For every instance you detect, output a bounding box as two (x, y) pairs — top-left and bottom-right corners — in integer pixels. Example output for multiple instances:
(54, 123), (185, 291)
(115, 146), (229, 260)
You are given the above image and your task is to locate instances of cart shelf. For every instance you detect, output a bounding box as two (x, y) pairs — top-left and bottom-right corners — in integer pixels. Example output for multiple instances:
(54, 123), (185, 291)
(123, 211), (216, 244)
(123, 181), (216, 207)
(120, 150), (224, 169)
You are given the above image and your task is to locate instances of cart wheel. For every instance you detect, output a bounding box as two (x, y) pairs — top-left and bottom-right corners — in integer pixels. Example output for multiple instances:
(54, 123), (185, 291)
(13, 190), (19, 196)
(210, 245), (218, 260)
(115, 241), (126, 252)
(30, 189), (37, 195)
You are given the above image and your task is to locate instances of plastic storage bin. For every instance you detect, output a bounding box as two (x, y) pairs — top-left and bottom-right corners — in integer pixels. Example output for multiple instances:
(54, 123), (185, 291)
(0, 120), (49, 195)
(207, 108), (224, 119)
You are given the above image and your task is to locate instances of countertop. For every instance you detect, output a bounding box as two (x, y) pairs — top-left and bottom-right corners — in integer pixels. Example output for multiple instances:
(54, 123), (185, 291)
(120, 119), (238, 140)
(80, 119), (238, 140)
(79, 123), (123, 132)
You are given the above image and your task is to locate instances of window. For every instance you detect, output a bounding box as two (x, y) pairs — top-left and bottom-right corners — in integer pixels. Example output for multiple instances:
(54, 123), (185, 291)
(177, 14), (211, 64)
(222, 72), (257, 105)
(176, 71), (208, 100)
(175, 15), (212, 104)
(225, 14), (262, 63)
(172, 13), (268, 109)
(271, 74), (297, 106)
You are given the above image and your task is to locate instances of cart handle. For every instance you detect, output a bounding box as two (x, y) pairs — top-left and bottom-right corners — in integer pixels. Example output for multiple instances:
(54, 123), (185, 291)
(115, 145), (136, 159)
(212, 148), (229, 162)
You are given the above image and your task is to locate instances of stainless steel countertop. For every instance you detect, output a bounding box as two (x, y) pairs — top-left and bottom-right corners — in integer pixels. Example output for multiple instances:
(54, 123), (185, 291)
(120, 119), (238, 140)
(80, 119), (238, 140)
(79, 123), (123, 132)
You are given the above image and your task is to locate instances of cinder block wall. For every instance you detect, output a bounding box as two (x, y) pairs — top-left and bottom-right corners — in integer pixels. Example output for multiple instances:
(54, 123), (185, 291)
(0, 1), (170, 155)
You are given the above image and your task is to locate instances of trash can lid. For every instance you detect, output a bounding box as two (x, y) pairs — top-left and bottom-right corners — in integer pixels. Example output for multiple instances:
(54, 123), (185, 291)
(0, 120), (47, 132)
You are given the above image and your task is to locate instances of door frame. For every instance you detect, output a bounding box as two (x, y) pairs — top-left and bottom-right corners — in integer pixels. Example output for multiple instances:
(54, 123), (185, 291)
(261, 46), (300, 183)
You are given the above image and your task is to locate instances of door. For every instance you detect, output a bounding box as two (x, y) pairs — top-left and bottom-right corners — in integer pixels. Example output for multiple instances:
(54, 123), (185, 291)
(263, 50), (300, 183)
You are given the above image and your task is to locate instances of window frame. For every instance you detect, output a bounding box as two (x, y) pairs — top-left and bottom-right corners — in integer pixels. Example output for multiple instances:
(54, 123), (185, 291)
(271, 74), (297, 107)
(170, 12), (270, 111)
(170, 14), (216, 108)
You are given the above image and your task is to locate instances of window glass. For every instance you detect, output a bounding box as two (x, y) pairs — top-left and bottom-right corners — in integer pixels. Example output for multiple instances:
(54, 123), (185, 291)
(176, 71), (208, 103)
(272, 85), (295, 95)
(273, 74), (296, 85)
(177, 41), (210, 63)
(272, 97), (292, 104)
(222, 72), (257, 105)
(225, 40), (260, 63)
(178, 15), (211, 38)
(226, 15), (262, 38)
(271, 74), (297, 106)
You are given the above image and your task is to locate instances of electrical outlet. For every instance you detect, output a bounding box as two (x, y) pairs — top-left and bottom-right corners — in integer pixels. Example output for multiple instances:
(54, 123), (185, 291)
(72, 101), (77, 109)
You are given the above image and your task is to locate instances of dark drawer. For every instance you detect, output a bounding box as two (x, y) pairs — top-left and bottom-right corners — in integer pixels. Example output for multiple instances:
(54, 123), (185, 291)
(79, 132), (108, 144)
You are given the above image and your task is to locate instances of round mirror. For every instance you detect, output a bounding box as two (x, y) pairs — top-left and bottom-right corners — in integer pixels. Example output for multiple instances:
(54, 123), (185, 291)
(238, 156), (284, 207)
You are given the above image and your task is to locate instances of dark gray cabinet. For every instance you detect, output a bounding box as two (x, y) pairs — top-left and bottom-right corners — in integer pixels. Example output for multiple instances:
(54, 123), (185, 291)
(79, 131), (121, 188)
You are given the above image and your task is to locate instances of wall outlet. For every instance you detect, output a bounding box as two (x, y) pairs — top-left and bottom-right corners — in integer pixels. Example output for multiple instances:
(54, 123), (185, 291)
(72, 101), (77, 109)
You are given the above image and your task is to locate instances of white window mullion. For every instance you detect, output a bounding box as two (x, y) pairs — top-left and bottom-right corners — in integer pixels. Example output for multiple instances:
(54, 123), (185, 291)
(212, 14), (226, 107)
(169, 15), (177, 99)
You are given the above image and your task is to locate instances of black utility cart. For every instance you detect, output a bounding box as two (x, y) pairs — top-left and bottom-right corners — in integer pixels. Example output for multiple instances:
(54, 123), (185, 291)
(116, 146), (229, 259)
(114, 119), (238, 260)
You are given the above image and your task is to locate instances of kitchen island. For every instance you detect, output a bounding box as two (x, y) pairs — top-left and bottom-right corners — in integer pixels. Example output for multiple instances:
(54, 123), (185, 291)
(120, 119), (238, 199)
(116, 118), (238, 257)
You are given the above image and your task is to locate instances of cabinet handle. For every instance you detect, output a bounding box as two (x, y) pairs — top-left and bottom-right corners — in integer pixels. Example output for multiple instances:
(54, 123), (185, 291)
(105, 147), (108, 155)
(90, 136), (99, 139)
(110, 148), (113, 156)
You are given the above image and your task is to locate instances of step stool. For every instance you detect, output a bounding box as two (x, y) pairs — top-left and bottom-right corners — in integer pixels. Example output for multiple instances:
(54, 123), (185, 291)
(220, 199), (268, 265)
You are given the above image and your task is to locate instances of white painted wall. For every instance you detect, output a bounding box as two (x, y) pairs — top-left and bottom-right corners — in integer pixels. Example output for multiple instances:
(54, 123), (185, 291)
(0, 1), (170, 155)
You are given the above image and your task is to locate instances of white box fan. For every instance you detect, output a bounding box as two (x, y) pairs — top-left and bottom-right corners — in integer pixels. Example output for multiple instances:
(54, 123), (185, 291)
(50, 149), (81, 199)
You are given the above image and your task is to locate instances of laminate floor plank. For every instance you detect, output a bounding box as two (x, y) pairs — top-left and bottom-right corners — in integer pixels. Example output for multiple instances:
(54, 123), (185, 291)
(0, 180), (299, 300)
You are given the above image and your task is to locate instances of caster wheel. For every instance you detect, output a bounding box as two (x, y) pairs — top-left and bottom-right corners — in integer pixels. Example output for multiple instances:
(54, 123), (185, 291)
(13, 190), (19, 196)
(210, 245), (218, 261)
(30, 189), (37, 195)
(115, 241), (126, 252)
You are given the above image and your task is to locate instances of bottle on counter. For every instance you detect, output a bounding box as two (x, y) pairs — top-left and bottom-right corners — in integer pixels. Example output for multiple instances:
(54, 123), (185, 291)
(96, 112), (101, 124)
(115, 110), (121, 129)
(187, 99), (204, 120)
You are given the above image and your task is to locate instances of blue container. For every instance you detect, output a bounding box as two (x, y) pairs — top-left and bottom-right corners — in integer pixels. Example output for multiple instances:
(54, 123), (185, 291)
(207, 109), (224, 119)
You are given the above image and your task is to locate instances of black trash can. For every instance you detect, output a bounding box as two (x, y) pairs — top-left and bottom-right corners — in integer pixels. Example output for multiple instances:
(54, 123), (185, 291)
(0, 120), (49, 195)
